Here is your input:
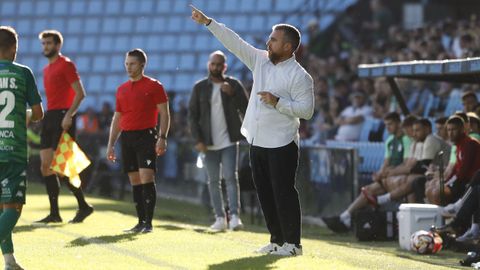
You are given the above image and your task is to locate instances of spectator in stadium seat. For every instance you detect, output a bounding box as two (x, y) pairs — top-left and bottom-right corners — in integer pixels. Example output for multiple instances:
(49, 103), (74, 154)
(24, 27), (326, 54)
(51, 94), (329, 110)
(334, 90), (373, 141)
(322, 113), (413, 233)
(106, 49), (170, 233)
(0, 26), (44, 270)
(36, 30), (93, 224)
(98, 101), (114, 134)
(434, 117), (449, 141)
(462, 91), (479, 113)
(188, 50), (248, 231)
(468, 112), (480, 136)
(191, 5), (314, 256)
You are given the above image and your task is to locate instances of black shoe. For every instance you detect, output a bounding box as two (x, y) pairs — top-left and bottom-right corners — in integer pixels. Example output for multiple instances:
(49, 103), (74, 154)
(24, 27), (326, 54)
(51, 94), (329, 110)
(35, 214), (62, 223)
(460, 251), (480, 266)
(431, 224), (459, 236)
(124, 223), (146, 233)
(142, 223), (153, 233)
(68, 206), (94, 223)
(322, 216), (349, 233)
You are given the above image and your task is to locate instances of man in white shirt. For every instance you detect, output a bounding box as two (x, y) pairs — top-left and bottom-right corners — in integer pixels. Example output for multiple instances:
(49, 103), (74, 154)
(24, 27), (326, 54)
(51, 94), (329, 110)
(188, 51), (248, 231)
(191, 6), (314, 256)
(334, 90), (372, 141)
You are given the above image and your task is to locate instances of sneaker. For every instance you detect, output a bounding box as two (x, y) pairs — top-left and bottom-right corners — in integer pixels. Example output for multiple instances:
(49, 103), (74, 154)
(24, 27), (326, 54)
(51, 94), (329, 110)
(210, 217), (227, 231)
(461, 251), (480, 266)
(270, 243), (303, 256)
(35, 214), (62, 223)
(361, 187), (378, 208)
(456, 227), (480, 242)
(4, 261), (24, 270)
(141, 223), (153, 233)
(441, 203), (458, 218)
(254, 243), (282, 254)
(228, 215), (244, 231)
(321, 216), (349, 233)
(69, 205), (94, 223)
(124, 223), (146, 233)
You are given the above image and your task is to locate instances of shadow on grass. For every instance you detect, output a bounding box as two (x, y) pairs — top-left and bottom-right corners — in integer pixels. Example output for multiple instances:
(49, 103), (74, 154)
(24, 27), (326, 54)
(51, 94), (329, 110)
(155, 224), (185, 231)
(14, 223), (66, 233)
(66, 233), (139, 248)
(208, 255), (282, 270)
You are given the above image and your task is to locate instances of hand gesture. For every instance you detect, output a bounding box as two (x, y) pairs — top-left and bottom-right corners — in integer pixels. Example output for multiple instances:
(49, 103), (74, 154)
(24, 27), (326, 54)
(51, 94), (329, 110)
(195, 142), (207, 153)
(61, 114), (73, 131)
(156, 138), (167, 156)
(106, 146), (116, 162)
(257, 91), (279, 107)
(190, 5), (211, 25)
(220, 82), (234, 96)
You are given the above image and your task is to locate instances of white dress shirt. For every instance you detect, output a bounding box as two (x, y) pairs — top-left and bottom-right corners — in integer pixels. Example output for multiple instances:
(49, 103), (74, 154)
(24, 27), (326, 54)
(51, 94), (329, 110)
(207, 20), (314, 148)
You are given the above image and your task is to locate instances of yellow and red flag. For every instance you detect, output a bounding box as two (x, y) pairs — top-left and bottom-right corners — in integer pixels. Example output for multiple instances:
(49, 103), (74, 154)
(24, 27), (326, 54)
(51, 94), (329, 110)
(50, 132), (91, 188)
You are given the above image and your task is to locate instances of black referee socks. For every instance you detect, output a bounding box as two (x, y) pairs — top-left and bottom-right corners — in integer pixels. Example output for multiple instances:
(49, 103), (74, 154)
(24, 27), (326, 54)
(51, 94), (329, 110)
(44, 175), (60, 216)
(133, 184), (146, 224)
(142, 182), (157, 226)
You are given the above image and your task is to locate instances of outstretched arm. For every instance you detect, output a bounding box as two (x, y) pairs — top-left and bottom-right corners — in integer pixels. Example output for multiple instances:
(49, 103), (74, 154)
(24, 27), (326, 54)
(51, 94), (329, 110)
(190, 5), (261, 71)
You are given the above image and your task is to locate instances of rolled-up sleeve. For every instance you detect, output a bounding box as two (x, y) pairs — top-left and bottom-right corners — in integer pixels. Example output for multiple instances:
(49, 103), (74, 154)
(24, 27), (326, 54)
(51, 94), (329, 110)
(275, 73), (314, 120)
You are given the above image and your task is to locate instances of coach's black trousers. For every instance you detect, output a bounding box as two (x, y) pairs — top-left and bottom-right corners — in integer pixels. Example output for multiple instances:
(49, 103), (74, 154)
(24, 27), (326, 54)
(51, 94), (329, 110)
(250, 141), (301, 245)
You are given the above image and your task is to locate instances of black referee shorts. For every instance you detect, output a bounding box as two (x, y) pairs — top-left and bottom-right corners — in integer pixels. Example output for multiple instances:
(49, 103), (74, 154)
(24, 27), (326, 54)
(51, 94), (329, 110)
(120, 128), (157, 173)
(40, 109), (76, 150)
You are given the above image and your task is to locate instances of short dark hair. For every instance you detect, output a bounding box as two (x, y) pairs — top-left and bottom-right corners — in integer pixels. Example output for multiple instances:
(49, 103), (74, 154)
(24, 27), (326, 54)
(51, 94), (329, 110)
(0, 26), (18, 52)
(454, 111), (469, 124)
(384, 112), (401, 122)
(126, 48), (147, 64)
(272, 24), (301, 52)
(38, 30), (63, 44)
(402, 115), (418, 127)
(447, 116), (465, 128)
(434, 116), (448, 125)
(414, 118), (432, 129)
(462, 91), (478, 101)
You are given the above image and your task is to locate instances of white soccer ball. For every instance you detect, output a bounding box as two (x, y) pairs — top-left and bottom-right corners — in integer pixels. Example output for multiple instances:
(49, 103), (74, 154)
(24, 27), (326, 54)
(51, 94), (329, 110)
(410, 230), (443, 254)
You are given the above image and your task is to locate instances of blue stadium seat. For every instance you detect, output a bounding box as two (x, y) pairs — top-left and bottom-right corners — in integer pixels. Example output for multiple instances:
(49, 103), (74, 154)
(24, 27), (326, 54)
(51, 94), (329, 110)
(156, 0), (172, 14)
(233, 15), (250, 32)
(118, 18), (134, 33)
(81, 37), (98, 53)
(78, 96), (97, 112)
(206, 0), (222, 12)
(16, 19), (32, 35)
(444, 90), (463, 116)
(98, 36), (114, 52)
(138, 0), (155, 14)
(35, 1), (50, 15)
(151, 18), (168, 33)
(84, 19), (101, 34)
(105, 1), (121, 15)
(86, 75), (104, 93)
(60, 37), (81, 54)
(167, 16), (184, 32)
(18, 1), (34, 15)
(177, 35), (194, 51)
(69, 1), (87, 15)
(49, 18), (66, 32)
(148, 55), (162, 70)
(102, 18), (117, 33)
(178, 54), (195, 71)
(114, 36), (130, 52)
(159, 74), (173, 88)
(135, 17), (151, 33)
(175, 73), (194, 92)
(123, 0), (138, 14)
(267, 15), (282, 27)
(19, 57), (36, 72)
(239, 0), (256, 12)
(145, 35), (162, 52)
(75, 56), (90, 74)
(67, 18), (83, 34)
(93, 56), (108, 72)
(250, 16), (265, 32)
(162, 54), (178, 71)
(224, 1), (239, 12)
(1, 1), (16, 16)
(52, 0), (68, 15)
(110, 55), (125, 72)
(87, 1), (103, 14)
(257, 0), (272, 11)
(105, 75), (123, 92)
(130, 36), (146, 51)
(32, 19), (49, 35)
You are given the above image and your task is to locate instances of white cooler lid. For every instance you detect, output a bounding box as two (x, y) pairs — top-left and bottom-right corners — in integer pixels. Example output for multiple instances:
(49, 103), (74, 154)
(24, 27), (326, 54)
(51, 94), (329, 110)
(399, 203), (440, 211)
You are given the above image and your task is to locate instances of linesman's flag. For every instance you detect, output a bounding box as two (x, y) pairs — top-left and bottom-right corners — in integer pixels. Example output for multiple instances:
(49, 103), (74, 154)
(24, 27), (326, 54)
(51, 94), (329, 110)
(50, 132), (91, 188)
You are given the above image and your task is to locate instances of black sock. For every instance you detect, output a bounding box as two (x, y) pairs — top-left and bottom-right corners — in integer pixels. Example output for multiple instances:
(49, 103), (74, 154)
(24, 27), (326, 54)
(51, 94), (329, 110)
(44, 175), (60, 216)
(133, 185), (145, 224)
(66, 180), (90, 209)
(142, 182), (157, 226)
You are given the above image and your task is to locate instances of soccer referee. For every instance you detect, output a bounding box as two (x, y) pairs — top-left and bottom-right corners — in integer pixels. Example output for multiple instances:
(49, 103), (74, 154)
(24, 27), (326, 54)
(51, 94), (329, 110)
(106, 49), (170, 233)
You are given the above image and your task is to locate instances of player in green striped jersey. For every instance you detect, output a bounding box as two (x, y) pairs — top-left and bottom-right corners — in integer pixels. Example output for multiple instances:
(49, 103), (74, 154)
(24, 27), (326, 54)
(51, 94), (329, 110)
(0, 26), (44, 270)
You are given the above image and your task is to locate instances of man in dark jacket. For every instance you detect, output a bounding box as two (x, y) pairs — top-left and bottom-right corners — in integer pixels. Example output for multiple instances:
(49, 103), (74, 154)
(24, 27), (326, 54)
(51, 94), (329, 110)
(188, 50), (248, 231)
